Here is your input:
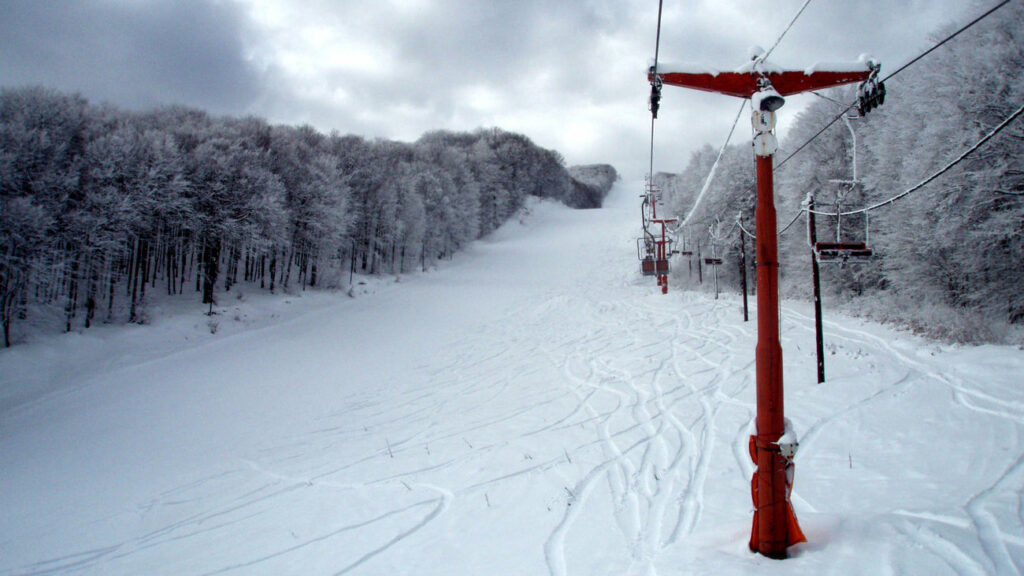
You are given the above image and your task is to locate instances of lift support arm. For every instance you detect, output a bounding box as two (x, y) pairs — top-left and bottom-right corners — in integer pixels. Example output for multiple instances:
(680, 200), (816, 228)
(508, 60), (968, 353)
(649, 68), (873, 98)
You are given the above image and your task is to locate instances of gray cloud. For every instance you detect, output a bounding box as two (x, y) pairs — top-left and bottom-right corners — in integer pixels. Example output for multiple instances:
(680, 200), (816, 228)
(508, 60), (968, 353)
(0, 0), (263, 114)
(0, 0), (981, 179)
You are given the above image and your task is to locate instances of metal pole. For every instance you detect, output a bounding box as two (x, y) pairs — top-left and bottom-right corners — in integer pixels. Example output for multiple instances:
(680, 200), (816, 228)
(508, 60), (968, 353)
(660, 221), (668, 294)
(697, 239), (703, 284)
(349, 238), (356, 287)
(749, 101), (804, 558)
(808, 193), (826, 384)
(713, 247), (720, 299)
(740, 231), (749, 322)
(752, 152), (792, 559)
(709, 230), (720, 299)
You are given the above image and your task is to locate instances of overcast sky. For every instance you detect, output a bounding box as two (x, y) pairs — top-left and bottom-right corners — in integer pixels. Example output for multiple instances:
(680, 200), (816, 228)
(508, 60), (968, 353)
(0, 0), (979, 179)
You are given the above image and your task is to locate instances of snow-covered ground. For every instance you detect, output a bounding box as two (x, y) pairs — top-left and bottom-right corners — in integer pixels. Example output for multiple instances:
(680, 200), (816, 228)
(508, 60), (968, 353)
(2, 182), (1023, 575)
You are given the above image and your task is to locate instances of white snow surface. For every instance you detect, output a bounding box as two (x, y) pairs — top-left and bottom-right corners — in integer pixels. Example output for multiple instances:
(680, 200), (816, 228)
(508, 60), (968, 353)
(802, 60), (875, 75)
(650, 60), (722, 77)
(3, 182), (1024, 575)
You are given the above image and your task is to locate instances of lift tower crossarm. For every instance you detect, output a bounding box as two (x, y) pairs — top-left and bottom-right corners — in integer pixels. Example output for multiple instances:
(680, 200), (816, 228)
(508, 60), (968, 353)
(649, 60), (875, 99)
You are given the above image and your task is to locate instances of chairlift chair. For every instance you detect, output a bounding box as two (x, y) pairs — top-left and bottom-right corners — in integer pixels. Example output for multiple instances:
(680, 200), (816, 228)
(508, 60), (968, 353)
(641, 257), (658, 276)
(637, 236), (673, 276)
(813, 115), (875, 265)
(814, 241), (872, 262)
(677, 234), (694, 256)
(814, 207), (873, 264)
(637, 237), (658, 276)
(638, 180), (677, 293)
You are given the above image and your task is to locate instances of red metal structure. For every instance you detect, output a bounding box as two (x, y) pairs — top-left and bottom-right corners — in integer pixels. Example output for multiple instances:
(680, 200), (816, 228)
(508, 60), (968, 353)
(657, 68), (876, 99)
(650, 58), (876, 558)
(638, 180), (677, 294)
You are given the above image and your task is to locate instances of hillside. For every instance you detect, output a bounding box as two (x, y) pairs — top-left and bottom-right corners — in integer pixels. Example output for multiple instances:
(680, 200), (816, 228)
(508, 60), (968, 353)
(2, 181), (1022, 575)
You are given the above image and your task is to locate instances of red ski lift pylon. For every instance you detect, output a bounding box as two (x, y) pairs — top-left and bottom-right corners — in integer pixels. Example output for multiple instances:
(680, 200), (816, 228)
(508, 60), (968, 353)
(638, 179), (677, 294)
(650, 55), (877, 559)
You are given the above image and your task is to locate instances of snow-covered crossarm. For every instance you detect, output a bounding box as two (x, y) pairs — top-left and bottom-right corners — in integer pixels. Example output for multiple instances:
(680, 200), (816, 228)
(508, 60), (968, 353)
(648, 58), (876, 98)
(803, 57), (878, 75)
(650, 60), (722, 77)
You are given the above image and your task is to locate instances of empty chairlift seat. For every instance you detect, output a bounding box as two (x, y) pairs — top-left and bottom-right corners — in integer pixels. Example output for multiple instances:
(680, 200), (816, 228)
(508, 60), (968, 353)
(814, 241), (873, 262)
(641, 257), (657, 276)
(638, 237), (667, 276)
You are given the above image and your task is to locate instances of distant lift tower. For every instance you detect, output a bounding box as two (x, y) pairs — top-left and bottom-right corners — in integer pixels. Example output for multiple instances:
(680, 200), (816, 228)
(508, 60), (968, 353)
(649, 55), (879, 558)
(638, 179), (677, 294)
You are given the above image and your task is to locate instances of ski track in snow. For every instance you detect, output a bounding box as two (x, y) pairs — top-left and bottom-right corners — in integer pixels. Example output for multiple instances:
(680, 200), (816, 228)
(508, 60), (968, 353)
(542, 294), (750, 576)
(3, 183), (1024, 576)
(783, 307), (1024, 575)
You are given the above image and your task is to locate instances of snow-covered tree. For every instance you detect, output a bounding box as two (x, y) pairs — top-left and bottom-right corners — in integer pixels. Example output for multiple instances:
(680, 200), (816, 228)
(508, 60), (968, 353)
(0, 88), (611, 344)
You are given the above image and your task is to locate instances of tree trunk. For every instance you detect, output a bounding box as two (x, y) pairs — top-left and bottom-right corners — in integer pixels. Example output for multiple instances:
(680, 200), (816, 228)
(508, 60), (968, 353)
(283, 247), (294, 290)
(224, 244), (236, 293)
(180, 240), (190, 296)
(2, 285), (18, 347)
(84, 252), (97, 329)
(65, 255), (79, 333)
(166, 243), (176, 295)
(231, 245), (241, 288)
(140, 238), (149, 302)
(269, 252), (277, 293)
(195, 238), (203, 294)
(129, 237), (144, 323)
(107, 268), (116, 324)
(202, 236), (221, 307)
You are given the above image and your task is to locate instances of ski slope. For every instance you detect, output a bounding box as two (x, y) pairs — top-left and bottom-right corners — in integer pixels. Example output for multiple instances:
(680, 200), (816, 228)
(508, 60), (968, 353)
(2, 182), (1023, 576)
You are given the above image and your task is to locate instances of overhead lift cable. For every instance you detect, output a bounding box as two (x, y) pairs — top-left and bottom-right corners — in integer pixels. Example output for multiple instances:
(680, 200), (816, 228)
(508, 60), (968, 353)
(640, 0), (679, 294)
(678, 101), (747, 229)
(677, 0), (816, 234)
(737, 217), (756, 240)
(775, 0), (1012, 172)
(761, 0), (815, 63)
(679, 0), (1011, 243)
(779, 104), (1022, 234)
(808, 103), (1024, 217)
(647, 0), (664, 178)
(771, 0), (1015, 235)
